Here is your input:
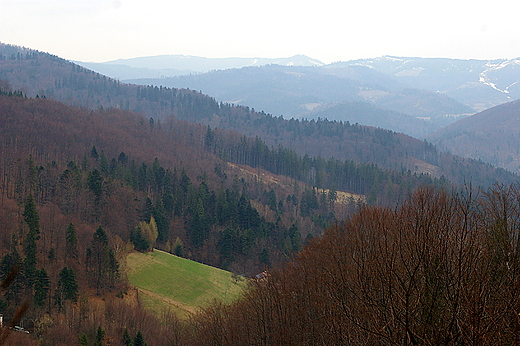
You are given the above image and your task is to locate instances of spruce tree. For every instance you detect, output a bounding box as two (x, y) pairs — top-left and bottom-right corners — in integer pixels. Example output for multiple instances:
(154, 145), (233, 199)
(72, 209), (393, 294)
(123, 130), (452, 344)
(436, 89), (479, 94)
(94, 326), (105, 346)
(59, 267), (79, 302)
(34, 268), (50, 307)
(87, 169), (103, 200)
(133, 330), (147, 346)
(22, 194), (40, 287)
(90, 146), (99, 160)
(65, 222), (78, 260)
(122, 328), (133, 346)
(86, 226), (119, 291)
(0, 251), (23, 304)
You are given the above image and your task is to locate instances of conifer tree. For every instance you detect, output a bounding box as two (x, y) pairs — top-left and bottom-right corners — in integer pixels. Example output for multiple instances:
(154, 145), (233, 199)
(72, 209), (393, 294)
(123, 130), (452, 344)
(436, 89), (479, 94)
(33, 268), (50, 307)
(54, 266), (78, 308)
(90, 146), (99, 160)
(133, 330), (147, 346)
(22, 194), (40, 287)
(153, 198), (169, 243)
(65, 222), (78, 260)
(94, 326), (105, 346)
(122, 328), (133, 346)
(0, 251), (23, 304)
(87, 169), (103, 201)
(86, 226), (119, 291)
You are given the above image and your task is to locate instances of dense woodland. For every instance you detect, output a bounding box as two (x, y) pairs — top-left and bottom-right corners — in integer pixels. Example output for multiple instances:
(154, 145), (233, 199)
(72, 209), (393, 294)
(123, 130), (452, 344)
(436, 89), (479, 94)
(427, 99), (520, 174)
(0, 43), (519, 345)
(0, 43), (515, 189)
(190, 184), (520, 345)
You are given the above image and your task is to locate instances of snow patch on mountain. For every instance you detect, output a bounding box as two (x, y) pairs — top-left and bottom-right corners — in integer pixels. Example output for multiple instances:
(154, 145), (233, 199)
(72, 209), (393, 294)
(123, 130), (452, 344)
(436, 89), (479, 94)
(478, 59), (520, 95)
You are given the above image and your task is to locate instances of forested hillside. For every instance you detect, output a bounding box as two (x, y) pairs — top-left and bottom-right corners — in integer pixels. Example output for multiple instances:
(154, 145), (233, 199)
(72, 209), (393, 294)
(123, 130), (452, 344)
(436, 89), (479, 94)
(0, 92), (330, 343)
(0, 87), (461, 344)
(189, 184), (520, 345)
(125, 63), (474, 137)
(0, 43), (513, 190)
(427, 99), (520, 174)
(0, 42), (518, 344)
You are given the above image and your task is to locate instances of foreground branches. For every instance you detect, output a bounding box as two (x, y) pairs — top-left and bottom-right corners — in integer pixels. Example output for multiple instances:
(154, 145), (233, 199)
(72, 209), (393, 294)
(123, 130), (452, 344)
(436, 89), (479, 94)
(190, 184), (520, 345)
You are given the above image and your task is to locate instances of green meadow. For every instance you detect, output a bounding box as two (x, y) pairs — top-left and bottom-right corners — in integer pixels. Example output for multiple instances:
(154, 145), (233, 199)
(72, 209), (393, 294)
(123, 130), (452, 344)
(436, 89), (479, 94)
(126, 250), (247, 317)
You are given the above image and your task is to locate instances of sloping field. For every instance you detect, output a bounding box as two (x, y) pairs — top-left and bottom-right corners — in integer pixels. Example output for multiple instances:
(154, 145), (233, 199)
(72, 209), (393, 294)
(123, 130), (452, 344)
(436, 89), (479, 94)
(126, 249), (246, 318)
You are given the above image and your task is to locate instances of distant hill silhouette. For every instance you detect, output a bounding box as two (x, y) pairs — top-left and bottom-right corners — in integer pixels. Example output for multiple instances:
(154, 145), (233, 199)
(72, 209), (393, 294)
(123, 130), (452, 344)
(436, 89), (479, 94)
(341, 56), (520, 112)
(426, 99), (520, 174)
(0, 42), (514, 189)
(125, 64), (473, 137)
(77, 54), (324, 79)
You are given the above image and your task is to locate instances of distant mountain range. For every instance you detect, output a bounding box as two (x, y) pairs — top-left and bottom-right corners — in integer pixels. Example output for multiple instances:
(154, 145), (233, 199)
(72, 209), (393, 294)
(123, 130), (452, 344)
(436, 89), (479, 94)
(77, 54), (324, 80)
(77, 54), (520, 114)
(122, 64), (474, 138)
(2, 42), (512, 187)
(4, 43), (520, 175)
(343, 56), (520, 112)
(76, 55), (520, 139)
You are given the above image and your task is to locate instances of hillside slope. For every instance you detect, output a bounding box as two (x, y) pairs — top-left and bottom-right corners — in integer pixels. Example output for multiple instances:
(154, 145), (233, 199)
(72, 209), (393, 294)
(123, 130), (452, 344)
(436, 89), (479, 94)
(0, 43), (515, 189)
(426, 99), (520, 174)
(127, 64), (473, 137)
(0, 43), (518, 345)
(126, 250), (246, 317)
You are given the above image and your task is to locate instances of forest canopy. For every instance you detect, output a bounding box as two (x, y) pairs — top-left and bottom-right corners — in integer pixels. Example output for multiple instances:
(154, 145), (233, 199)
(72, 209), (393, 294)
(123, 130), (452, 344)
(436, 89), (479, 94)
(189, 184), (520, 345)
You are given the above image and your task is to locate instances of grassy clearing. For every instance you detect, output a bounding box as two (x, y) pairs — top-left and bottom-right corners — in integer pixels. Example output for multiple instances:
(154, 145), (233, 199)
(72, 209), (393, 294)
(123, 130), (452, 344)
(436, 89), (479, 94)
(126, 249), (247, 317)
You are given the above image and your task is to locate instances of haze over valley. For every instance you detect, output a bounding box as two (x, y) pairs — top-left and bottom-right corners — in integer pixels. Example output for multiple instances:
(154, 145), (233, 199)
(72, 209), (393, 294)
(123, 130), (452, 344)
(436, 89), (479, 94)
(3, 0), (520, 342)
(77, 54), (520, 140)
(1, 3), (520, 341)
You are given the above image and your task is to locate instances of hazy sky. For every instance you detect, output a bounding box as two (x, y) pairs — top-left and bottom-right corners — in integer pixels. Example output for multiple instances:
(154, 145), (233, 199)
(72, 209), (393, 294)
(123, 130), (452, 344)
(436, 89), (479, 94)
(1, 0), (519, 63)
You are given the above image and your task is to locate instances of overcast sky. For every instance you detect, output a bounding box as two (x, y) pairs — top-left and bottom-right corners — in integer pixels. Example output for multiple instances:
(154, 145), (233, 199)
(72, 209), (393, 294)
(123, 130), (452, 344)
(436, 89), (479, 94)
(1, 0), (519, 63)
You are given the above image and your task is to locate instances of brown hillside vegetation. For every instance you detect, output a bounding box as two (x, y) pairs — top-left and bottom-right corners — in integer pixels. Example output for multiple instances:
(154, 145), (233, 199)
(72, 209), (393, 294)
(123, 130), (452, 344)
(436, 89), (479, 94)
(0, 94), (333, 275)
(0, 94), (341, 344)
(189, 184), (520, 345)
(1, 42), (520, 344)
(0, 43), (516, 191)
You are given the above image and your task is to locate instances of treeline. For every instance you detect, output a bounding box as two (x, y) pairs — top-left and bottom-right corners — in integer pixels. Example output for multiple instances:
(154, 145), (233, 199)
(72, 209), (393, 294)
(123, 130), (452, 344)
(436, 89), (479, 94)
(0, 43), (516, 192)
(188, 183), (520, 345)
(205, 126), (447, 206)
(215, 110), (516, 189)
(0, 43), (218, 121)
(0, 80), (24, 97)
(0, 94), (342, 273)
(0, 129), (309, 274)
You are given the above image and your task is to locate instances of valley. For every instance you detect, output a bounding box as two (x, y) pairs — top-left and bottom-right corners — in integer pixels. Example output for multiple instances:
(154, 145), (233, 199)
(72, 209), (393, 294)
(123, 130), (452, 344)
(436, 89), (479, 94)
(0, 42), (519, 344)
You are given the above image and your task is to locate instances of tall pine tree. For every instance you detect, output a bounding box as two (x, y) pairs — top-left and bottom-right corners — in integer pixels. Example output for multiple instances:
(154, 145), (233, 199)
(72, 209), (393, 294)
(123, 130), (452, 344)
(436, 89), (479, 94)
(86, 226), (119, 292)
(65, 222), (78, 260)
(22, 194), (40, 287)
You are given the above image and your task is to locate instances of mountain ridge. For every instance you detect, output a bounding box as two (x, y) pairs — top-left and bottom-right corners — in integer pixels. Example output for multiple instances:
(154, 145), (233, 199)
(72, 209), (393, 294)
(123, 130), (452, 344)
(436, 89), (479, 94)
(339, 56), (520, 111)
(426, 98), (520, 174)
(0, 42), (513, 189)
(77, 54), (324, 79)
(125, 63), (474, 137)
(78, 53), (520, 119)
